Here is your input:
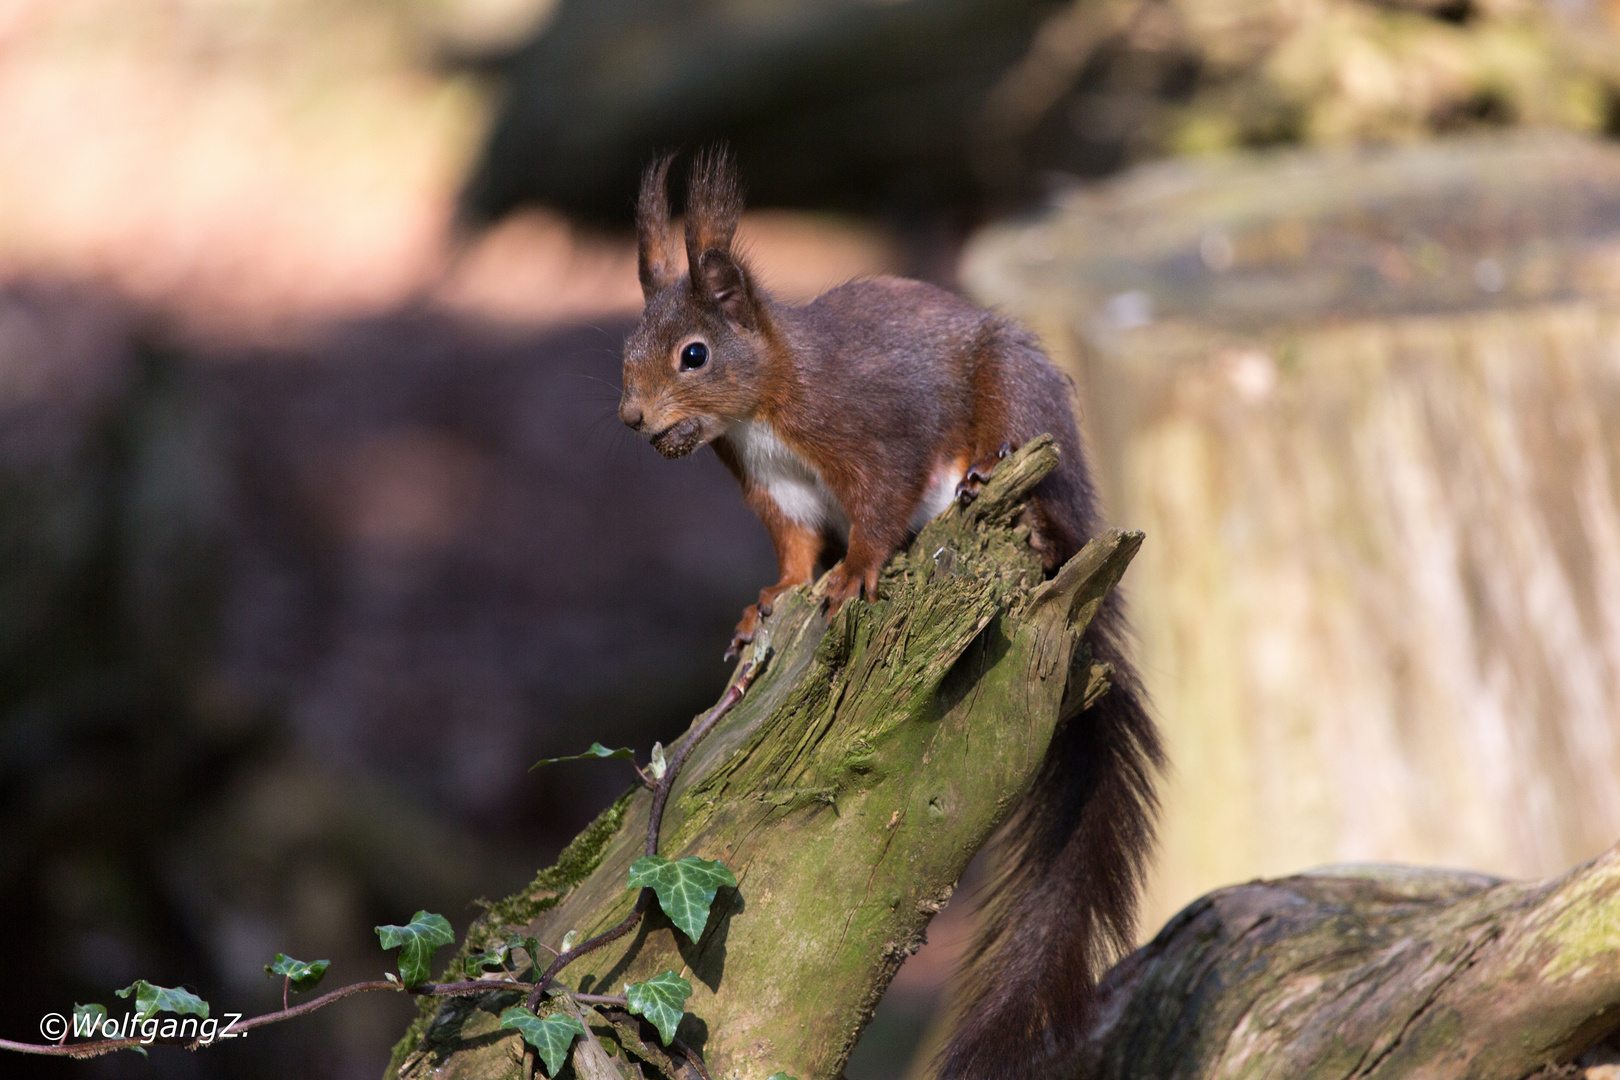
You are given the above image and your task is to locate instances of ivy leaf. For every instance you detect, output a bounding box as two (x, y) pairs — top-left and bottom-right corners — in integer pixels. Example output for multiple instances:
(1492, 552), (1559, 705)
(264, 954), (330, 993)
(71, 1003), (107, 1037)
(499, 1005), (585, 1076)
(375, 911), (455, 988)
(507, 933), (550, 967)
(532, 743), (636, 771)
(627, 855), (737, 941)
(648, 742), (667, 780)
(115, 981), (209, 1023)
(558, 930), (577, 954)
(625, 970), (692, 1045)
(463, 944), (509, 975)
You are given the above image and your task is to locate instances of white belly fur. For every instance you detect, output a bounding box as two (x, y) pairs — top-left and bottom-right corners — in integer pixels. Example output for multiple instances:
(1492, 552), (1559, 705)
(729, 420), (964, 538)
(910, 460), (965, 531)
(731, 420), (848, 537)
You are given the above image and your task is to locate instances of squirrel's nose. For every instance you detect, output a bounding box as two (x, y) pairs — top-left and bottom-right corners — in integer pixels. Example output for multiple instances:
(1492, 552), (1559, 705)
(619, 400), (644, 430)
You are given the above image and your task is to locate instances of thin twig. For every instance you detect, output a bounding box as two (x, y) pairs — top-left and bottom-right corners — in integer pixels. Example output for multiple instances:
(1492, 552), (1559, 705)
(672, 1034), (712, 1080)
(574, 992), (629, 1008)
(232, 980), (400, 1035)
(530, 652), (769, 1003)
(0, 1036), (152, 1059)
(0, 978), (625, 1059)
(1, 980), (403, 1058)
(530, 892), (652, 1007)
(645, 657), (765, 858)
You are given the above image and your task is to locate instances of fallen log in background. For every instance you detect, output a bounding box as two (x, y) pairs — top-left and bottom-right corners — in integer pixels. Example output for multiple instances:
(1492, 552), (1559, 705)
(1084, 851), (1620, 1079)
(385, 437), (1138, 1080)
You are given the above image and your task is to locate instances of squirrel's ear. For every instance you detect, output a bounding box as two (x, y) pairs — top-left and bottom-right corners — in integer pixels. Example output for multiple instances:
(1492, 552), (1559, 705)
(684, 147), (754, 326)
(694, 248), (757, 329)
(636, 155), (680, 300)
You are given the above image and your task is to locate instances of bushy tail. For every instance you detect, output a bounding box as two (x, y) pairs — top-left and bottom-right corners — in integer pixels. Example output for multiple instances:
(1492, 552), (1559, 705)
(935, 599), (1163, 1079)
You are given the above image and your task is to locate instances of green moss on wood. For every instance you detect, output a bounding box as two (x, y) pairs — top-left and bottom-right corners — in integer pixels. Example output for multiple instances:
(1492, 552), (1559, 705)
(385, 791), (636, 1080)
(1081, 851), (1620, 1078)
(1537, 865), (1620, 983)
(385, 1012), (433, 1080)
(387, 439), (1137, 1080)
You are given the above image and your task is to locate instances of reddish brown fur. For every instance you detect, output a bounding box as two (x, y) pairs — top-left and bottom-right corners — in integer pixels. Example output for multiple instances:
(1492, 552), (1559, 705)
(636, 155), (681, 299)
(619, 151), (1163, 1080)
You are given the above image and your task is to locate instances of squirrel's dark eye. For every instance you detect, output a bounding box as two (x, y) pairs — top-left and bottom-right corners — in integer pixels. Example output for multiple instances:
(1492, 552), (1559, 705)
(679, 342), (709, 371)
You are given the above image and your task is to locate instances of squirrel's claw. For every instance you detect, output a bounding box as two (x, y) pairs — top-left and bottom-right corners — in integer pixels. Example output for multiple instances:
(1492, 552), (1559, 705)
(727, 589), (788, 660)
(728, 603), (763, 661)
(822, 562), (879, 617)
(955, 440), (1017, 504)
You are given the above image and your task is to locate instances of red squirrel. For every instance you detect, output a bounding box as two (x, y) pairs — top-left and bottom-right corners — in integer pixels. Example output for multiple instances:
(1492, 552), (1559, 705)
(618, 151), (1163, 1080)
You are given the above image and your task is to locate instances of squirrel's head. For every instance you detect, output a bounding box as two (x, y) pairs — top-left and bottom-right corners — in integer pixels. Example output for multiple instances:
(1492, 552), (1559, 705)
(620, 149), (771, 459)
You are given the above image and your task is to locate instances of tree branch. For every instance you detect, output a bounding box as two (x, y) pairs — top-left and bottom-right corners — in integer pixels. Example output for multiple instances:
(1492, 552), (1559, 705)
(388, 435), (1136, 1080)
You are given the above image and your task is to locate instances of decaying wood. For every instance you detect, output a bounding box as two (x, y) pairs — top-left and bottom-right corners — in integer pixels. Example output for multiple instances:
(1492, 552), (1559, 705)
(1083, 850), (1620, 1078)
(383, 425), (1620, 1080)
(385, 436), (1141, 1080)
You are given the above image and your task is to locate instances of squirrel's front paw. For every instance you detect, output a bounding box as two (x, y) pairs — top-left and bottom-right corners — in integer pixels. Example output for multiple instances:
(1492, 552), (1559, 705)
(821, 563), (879, 617)
(954, 440), (1016, 504)
(725, 604), (762, 661)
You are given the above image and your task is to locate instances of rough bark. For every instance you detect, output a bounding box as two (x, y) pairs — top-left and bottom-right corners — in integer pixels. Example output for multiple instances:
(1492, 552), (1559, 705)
(385, 436), (1138, 1080)
(1083, 851), (1620, 1079)
(961, 132), (1620, 933)
(382, 420), (1620, 1080)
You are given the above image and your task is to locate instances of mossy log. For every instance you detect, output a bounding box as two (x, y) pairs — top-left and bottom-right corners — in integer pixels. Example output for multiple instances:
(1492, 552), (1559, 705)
(378, 430), (1620, 1080)
(385, 436), (1139, 1080)
(1083, 850), (1620, 1078)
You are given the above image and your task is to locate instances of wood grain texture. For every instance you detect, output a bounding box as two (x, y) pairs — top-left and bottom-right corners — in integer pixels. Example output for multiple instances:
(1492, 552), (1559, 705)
(1083, 847), (1620, 1078)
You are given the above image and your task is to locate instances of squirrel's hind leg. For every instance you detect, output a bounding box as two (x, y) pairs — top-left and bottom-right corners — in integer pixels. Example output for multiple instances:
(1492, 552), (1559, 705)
(822, 502), (916, 616)
(953, 440), (1015, 504)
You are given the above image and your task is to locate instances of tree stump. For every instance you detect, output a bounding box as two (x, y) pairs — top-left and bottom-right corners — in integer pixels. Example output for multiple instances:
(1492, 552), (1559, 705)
(385, 438), (1140, 1080)
(962, 132), (1620, 933)
(378, 438), (1620, 1079)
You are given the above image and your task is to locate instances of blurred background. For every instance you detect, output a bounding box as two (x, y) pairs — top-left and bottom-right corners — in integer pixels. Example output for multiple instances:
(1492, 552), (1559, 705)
(3, 0), (1619, 1077)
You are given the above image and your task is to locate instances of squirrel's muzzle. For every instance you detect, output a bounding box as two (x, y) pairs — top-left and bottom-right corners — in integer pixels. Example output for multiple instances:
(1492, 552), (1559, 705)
(619, 400), (644, 430)
(649, 417), (705, 459)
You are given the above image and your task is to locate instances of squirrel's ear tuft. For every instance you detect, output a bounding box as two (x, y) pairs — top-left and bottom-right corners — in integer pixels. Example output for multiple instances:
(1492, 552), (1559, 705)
(684, 147), (744, 270)
(637, 154), (680, 300)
